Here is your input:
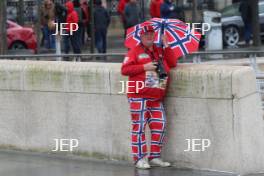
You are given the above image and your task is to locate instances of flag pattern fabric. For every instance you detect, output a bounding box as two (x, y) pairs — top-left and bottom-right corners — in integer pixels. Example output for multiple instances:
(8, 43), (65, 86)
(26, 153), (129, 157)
(129, 98), (167, 162)
(125, 18), (201, 58)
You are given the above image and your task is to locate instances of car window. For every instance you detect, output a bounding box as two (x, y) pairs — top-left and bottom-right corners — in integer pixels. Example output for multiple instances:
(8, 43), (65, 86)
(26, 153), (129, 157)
(221, 3), (240, 17)
(259, 3), (264, 14)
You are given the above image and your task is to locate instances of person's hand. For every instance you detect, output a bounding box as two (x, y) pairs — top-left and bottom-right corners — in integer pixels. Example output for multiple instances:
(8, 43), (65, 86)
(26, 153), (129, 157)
(162, 35), (169, 48)
(144, 62), (157, 71)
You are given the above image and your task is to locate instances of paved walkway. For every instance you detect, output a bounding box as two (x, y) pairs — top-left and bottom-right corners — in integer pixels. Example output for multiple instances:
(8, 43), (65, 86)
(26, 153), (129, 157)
(1, 150), (262, 176)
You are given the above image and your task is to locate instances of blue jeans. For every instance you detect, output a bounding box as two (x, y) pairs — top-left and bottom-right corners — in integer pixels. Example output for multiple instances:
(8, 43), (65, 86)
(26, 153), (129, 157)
(95, 29), (107, 53)
(42, 25), (55, 49)
(244, 22), (252, 44)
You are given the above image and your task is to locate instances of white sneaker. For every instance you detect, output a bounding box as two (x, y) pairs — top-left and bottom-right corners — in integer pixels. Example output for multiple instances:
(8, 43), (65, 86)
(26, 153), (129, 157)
(149, 158), (171, 167)
(135, 158), (151, 169)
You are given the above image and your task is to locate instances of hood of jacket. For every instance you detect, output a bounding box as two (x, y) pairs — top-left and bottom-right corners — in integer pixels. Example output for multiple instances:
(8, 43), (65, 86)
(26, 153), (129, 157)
(65, 1), (74, 13)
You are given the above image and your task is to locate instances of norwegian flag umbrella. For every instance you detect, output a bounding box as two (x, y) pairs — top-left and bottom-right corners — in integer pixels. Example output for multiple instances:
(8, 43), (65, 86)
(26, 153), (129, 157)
(125, 18), (201, 58)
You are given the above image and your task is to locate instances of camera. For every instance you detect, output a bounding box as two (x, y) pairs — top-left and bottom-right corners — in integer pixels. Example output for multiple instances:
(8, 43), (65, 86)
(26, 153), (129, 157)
(154, 59), (168, 79)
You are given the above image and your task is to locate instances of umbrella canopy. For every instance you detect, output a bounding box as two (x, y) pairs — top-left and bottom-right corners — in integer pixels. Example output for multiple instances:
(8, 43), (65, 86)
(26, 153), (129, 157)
(125, 18), (201, 58)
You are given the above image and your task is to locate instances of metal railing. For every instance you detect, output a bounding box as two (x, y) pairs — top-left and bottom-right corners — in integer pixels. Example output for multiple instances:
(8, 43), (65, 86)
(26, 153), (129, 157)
(1, 49), (264, 62)
(0, 53), (126, 62)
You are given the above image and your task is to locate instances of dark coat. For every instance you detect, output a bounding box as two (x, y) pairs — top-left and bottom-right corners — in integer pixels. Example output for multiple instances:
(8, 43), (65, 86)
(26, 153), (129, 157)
(239, 1), (252, 24)
(160, 0), (183, 19)
(124, 2), (141, 28)
(94, 5), (110, 31)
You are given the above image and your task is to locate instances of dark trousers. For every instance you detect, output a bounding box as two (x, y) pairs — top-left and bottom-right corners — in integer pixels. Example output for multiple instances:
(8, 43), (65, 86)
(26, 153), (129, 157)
(244, 22), (252, 44)
(77, 24), (84, 47)
(64, 31), (81, 54)
(95, 29), (107, 53)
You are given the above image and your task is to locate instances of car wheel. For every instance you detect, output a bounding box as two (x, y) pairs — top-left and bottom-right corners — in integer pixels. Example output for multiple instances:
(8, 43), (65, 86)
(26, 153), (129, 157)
(223, 26), (240, 46)
(10, 41), (27, 50)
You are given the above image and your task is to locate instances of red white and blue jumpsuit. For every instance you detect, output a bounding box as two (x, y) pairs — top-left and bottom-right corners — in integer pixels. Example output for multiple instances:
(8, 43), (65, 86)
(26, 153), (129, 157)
(121, 44), (178, 162)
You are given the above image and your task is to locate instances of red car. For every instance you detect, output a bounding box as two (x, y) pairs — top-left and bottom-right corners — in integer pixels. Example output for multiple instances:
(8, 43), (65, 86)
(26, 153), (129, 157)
(7, 20), (37, 53)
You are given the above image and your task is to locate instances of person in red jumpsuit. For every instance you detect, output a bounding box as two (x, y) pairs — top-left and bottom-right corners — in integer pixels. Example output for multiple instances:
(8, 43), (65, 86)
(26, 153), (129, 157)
(121, 25), (178, 169)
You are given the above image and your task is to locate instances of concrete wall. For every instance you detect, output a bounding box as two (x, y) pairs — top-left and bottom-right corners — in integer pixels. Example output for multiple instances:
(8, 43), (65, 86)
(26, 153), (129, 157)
(0, 60), (263, 175)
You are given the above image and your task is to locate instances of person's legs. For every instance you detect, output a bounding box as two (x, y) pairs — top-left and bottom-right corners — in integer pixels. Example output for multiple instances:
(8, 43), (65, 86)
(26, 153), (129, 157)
(82, 25), (86, 45)
(46, 27), (55, 49)
(147, 99), (170, 167)
(41, 27), (45, 47)
(70, 31), (81, 61)
(102, 29), (107, 53)
(70, 31), (81, 54)
(244, 22), (252, 45)
(87, 23), (91, 40)
(49, 29), (56, 49)
(63, 34), (71, 61)
(43, 25), (50, 49)
(129, 98), (149, 163)
(77, 25), (83, 48)
(122, 18), (127, 38)
(147, 99), (166, 160)
(95, 29), (103, 53)
(63, 34), (70, 54)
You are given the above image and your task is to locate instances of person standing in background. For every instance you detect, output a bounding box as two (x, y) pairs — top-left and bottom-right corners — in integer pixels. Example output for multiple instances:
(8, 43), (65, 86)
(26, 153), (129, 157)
(160, 0), (183, 19)
(239, 0), (252, 46)
(117, 0), (129, 37)
(73, 0), (85, 49)
(150, 0), (163, 18)
(64, 1), (81, 61)
(41, 0), (55, 49)
(94, 0), (110, 54)
(80, 0), (89, 45)
(124, 0), (141, 30)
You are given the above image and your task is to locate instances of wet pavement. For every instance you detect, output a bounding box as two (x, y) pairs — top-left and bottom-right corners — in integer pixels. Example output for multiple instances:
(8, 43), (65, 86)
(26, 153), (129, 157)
(0, 150), (263, 176)
(0, 149), (248, 176)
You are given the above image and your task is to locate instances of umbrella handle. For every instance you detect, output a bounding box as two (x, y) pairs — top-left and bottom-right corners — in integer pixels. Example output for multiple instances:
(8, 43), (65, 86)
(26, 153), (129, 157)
(160, 22), (165, 48)
(160, 22), (166, 61)
(161, 22), (165, 35)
